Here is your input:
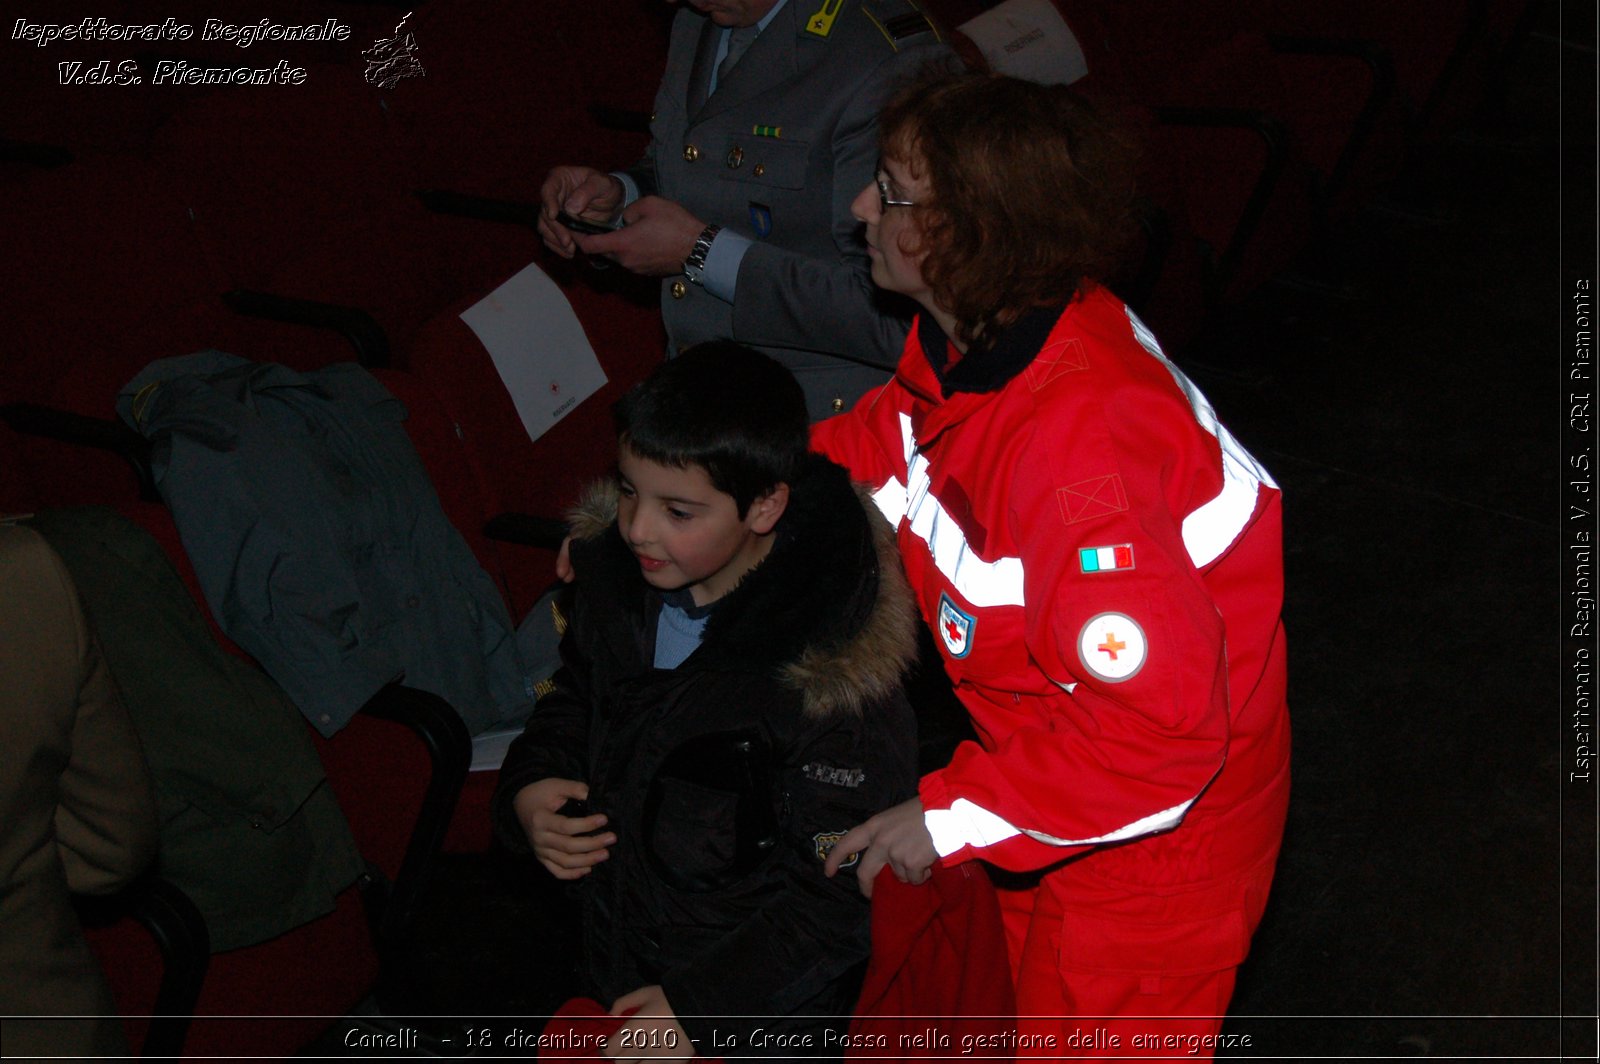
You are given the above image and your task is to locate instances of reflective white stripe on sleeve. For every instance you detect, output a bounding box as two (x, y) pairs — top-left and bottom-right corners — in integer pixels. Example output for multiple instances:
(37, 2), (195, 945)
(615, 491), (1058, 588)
(871, 477), (910, 526)
(925, 791), (1204, 858)
(1126, 308), (1277, 569)
(870, 414), (1027, 609)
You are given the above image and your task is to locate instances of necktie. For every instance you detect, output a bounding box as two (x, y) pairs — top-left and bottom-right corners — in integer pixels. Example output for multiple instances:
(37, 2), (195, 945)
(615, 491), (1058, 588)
(718, 24), (759, 84)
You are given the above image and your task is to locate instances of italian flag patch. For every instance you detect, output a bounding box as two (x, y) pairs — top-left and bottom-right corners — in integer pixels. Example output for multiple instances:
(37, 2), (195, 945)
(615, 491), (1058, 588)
(1079, 544), (1135, 573)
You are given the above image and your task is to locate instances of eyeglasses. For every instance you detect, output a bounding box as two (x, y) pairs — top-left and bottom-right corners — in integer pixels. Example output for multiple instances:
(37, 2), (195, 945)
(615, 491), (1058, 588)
(875, 171), (917, 211)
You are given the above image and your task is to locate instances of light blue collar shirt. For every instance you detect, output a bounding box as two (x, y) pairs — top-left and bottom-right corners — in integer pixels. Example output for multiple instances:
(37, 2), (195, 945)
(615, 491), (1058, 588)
(709, 0), (791, 96)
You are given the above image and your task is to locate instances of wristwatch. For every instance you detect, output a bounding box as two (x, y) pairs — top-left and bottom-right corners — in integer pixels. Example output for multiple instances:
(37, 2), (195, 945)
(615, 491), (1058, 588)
(682, 224), (722, 286)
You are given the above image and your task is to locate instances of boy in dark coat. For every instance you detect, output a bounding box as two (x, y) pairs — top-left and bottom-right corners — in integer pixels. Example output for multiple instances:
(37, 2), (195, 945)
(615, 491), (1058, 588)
(493, 342), (919, 1056)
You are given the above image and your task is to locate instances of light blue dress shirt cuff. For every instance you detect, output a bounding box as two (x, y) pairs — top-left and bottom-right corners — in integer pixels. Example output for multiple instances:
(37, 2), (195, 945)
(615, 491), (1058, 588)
(701, 228), (752, 304)
(609, 171), (641, 209)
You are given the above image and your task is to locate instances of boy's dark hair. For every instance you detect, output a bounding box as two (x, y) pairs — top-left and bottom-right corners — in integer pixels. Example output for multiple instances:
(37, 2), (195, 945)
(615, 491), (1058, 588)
(614, 342), (809, 518)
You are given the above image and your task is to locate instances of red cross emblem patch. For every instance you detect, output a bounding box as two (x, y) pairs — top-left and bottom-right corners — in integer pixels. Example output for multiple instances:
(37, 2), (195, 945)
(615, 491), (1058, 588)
(1076, 611), (1148, 683)
(937, 592), (975, 659)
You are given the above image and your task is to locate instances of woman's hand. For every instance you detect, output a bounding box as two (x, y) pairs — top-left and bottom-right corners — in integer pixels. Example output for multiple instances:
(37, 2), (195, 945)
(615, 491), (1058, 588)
(822, 796), (938, 898)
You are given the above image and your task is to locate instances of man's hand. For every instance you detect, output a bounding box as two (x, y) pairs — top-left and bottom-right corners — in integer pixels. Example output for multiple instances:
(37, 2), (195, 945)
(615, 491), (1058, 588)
(576, 196), (705, 277)
(512, 777), (615, 880)
(602, 985), (694, 1063)
(538, 165), (626, 258)
(822, 796), (938, 898)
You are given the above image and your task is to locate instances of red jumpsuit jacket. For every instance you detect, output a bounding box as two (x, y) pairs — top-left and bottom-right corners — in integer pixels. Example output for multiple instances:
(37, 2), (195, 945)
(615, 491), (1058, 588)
(813, 286), (1291, 981)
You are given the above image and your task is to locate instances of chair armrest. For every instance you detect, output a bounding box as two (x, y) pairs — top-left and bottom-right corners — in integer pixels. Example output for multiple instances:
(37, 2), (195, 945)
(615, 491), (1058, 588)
(77, 873), (210, 1059)
(0, 403), (157, 501)
(1266, 34), (1398, 207)
(222, 289), (391, 368)
(415, 188), (543, 229)
(588, 104), (652, 133)
(354, 682), (471, 955)
(1151, 106), (1291, 300)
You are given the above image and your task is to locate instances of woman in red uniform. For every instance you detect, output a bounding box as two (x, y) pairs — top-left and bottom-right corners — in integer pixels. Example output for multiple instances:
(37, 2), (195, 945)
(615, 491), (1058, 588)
(817, 71), (1291, 1056)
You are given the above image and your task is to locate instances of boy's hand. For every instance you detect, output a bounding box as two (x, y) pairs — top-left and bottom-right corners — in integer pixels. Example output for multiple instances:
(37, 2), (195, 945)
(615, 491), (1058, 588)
(603, 986), (693, 1063)
(512, 778), (615, 880)
(822, 796), (937, 898)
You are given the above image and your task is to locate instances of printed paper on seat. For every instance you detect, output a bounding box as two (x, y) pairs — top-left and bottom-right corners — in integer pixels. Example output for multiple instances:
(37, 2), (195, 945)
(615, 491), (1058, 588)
(459, 262), (608, 444)
(958, 0), (1089, 86)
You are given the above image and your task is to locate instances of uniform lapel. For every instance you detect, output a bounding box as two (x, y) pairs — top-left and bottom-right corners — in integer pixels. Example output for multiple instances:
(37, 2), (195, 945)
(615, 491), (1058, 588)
(686, 15), (720, 117)
(690, 0), (803, 126)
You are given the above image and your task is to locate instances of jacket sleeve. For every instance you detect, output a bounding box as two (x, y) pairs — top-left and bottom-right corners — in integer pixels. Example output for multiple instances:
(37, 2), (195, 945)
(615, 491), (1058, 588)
(57, 627), (159, 896)
(491, 591), (594, 855)
(809, 376), (908, 489)
(726, 45), (938, 364)
(660, 691), (918, 1041)
(0, 526), (157, 896)
(918, 387), (1238, 875)
(622, 139), (661, 201)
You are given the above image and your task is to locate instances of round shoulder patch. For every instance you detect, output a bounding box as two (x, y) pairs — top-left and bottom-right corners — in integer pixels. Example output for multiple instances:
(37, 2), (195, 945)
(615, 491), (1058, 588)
(1076, 612), (1147, 684)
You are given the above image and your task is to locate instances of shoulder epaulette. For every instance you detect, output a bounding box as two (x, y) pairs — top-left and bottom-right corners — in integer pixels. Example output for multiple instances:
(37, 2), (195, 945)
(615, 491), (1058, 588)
(804, 0), (845, 37)
(860, 0), (942, 49)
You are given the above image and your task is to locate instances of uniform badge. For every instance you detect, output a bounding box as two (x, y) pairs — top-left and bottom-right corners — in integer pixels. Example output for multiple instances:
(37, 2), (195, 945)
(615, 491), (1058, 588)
(806, 0), (843, 37)
(749, 201), (773, 237)
(814, 831), (858, 868)
(1079, 543), (1135, 573)
(937, 592), (975, 659)
(1077, 611), (1147, 683)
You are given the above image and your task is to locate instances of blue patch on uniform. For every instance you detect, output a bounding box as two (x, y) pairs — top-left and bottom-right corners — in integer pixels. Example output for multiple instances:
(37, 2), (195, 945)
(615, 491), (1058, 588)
(937, 592), (975, 659)
(749, 202), (773, 238)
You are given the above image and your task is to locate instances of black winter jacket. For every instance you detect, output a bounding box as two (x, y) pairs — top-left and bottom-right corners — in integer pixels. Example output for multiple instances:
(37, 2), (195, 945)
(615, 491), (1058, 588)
(492, 456), (919, 1045)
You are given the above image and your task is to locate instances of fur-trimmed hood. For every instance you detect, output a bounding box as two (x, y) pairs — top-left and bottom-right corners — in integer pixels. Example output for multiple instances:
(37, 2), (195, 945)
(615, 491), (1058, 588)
(566, 455), (918, 718)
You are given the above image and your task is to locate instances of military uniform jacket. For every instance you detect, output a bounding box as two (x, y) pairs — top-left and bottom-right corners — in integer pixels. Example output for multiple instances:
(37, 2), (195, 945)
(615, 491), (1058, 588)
(628, 0), (948, 419)
(493, 457), (919, 1044)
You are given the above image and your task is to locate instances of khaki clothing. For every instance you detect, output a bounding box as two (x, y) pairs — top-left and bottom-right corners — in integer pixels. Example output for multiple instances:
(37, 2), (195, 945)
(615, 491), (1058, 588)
(0, 523), (157, 1059)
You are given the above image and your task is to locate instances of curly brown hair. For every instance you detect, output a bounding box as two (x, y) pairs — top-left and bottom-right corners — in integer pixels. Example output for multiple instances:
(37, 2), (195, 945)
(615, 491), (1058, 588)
(879, 70), (1137, 351)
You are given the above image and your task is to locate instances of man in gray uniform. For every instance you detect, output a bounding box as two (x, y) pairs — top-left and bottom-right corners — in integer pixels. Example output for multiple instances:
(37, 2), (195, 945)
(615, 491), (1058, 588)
(537, 0), (949, 420)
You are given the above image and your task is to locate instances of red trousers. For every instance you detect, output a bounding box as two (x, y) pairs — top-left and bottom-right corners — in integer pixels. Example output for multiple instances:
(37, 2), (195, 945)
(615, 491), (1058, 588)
(993, 851), (1278, 1061)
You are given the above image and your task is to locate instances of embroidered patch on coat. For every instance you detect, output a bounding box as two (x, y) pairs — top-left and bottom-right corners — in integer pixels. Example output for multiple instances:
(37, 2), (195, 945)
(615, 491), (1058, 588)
(1079, 543), (1135, 573)
(1024, 337), (1090, 391)
(802, 763), (867, 788)
(814, 831), (859, 867)
(1077, 611), (1148, 683)
(1058, 475), (1129, 525)
(936, 592), (975, 658)
(749, 201), (773, 237)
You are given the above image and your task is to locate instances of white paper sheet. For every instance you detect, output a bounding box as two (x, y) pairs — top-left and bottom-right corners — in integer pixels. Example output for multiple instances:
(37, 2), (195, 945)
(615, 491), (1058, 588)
(459, 262), (608, 444)
(958, 0), (1089, 87)
(469, 725), (524, 772)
